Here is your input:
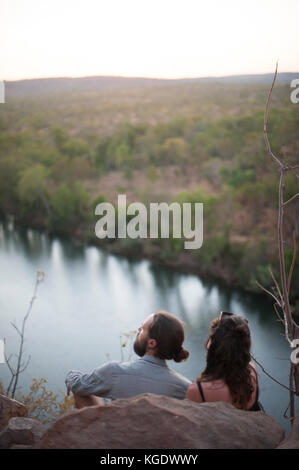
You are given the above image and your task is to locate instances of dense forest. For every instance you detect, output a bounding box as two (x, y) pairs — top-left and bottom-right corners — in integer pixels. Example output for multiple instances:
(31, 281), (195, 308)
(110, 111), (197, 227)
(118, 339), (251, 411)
(0, 75), (298, 307)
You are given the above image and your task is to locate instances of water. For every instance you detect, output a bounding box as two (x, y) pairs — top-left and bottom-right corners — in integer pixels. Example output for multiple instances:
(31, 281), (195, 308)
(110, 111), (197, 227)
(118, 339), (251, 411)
(0, 220), (297, 433)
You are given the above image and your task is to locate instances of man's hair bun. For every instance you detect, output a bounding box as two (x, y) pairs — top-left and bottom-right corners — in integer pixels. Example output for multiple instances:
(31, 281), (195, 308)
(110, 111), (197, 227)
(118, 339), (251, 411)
(173, 348), (189, 363)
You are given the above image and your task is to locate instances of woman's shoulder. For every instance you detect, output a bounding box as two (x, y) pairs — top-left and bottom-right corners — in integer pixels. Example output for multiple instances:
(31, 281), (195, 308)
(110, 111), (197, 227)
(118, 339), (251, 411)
(249, 362), (258, 380)
(186, 379), (228, 403)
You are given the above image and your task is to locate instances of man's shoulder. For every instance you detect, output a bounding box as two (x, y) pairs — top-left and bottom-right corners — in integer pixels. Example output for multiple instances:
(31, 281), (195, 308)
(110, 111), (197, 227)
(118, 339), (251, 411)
(167, 366), (192, 386)
(98, 358), (191, 386)
(97, 358), (141, 374)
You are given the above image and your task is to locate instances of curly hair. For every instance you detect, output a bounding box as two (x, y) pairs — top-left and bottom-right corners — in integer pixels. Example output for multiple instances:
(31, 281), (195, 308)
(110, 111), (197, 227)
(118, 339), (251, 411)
(197, 315), (254, 409)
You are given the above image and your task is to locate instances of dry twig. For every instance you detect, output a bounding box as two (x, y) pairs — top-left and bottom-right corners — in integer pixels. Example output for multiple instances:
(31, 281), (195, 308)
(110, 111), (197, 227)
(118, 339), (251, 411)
(5, 270), (45, 398)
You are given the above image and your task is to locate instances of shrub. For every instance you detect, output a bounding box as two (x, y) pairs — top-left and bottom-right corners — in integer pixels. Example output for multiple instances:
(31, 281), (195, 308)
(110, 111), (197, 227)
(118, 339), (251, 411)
(0, 378), (74, 426)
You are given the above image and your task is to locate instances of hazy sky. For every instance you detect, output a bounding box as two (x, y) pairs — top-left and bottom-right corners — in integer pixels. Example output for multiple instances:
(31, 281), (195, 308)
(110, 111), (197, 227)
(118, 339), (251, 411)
(1, 0), (298, 81)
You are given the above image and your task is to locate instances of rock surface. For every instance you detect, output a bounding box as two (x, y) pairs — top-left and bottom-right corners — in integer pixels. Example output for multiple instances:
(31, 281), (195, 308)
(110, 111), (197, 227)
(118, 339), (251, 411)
(36, 393), (285, 449)
(0, 417), (46, 449)
(0, 394), (28, 431)
(276, 411), (299, 449)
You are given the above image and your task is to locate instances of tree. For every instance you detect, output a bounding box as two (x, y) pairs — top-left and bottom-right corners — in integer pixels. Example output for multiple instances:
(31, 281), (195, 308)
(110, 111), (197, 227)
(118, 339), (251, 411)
(61, 139), (89, 158)
(49, 181), (90, 232)
(256, 64), (299, 424)
(17, 163), (51, 217)
(51, 126), (69, 150)
(161, 137), (189, 165)
(0, 157), (20, 214)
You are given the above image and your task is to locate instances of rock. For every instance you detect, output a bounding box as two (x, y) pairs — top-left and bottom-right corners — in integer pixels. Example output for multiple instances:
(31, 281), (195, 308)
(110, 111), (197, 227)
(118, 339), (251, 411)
(36, 393), (285, 449)
(10, 444), (32, 449)
(0, 417), (46, 449)
(276, 411), (299, 449)
(0, 394), (28, 431)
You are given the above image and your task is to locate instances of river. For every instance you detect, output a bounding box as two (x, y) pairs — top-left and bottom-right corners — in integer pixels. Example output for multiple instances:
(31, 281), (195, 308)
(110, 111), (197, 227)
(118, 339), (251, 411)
(0, 219), (297, 432)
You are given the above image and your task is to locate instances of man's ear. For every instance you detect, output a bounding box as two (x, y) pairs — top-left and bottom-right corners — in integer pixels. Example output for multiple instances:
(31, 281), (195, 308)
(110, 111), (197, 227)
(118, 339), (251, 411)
(147, 338), (157, 350)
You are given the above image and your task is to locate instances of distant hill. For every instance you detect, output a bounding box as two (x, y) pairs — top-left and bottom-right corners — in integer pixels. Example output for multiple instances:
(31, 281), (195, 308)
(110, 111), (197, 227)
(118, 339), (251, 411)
(5, 72), (299, 97)
(181, 73), (299, 84)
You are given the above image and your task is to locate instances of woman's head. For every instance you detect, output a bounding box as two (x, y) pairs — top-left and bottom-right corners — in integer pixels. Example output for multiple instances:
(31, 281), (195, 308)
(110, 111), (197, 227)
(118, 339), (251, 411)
(198, 313), (253, 409)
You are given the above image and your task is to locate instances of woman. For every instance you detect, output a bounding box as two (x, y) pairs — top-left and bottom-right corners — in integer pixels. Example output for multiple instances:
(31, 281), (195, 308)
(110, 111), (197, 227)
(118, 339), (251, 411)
(186, 312), (262, 411)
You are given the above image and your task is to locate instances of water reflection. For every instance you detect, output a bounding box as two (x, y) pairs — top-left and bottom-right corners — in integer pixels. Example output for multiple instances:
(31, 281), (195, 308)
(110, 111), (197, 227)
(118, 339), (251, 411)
(0, 220), (296, 432)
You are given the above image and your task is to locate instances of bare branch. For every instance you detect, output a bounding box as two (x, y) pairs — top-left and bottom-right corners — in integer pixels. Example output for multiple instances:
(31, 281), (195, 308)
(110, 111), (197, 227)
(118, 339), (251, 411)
(19, 355), (31, 374)
(283, 401), (291, 420)
(7, 270), (45, 399)
(250, 353), (295, 392)
(277, 171), (296, 337)
(4, 353), (15, 376)
(6, 376), (15, 396)
(255, 280), (281, 306)
(283, 193), (299, 207)
(287, 230), (297, 296)
(268, 267), (283, 305)
(286, 164), (299, 171)
(263, 62), (283, 169)
(10, 322), (22, 337)
(273, 303), (284, 324)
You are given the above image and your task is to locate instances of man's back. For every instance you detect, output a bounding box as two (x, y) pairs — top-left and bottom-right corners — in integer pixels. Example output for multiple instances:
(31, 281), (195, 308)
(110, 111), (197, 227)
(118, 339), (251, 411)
(66, 355), (191, 400)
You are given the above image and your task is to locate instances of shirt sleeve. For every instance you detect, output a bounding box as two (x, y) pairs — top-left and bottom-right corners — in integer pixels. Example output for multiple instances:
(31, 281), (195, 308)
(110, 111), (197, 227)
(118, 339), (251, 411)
(65, 362), (115, 397)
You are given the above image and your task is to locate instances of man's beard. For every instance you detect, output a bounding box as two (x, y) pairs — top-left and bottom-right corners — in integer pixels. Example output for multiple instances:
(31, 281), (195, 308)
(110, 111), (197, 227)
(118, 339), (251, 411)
(133, 335), (148, 357)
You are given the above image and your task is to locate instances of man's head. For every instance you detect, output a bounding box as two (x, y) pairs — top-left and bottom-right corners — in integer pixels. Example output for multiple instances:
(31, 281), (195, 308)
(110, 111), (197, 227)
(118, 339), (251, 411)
(133, 310), (189, 362)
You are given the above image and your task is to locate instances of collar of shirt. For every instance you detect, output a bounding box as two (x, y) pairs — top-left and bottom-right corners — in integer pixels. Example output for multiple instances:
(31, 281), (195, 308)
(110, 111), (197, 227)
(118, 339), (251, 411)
(141, 355), (168, 367)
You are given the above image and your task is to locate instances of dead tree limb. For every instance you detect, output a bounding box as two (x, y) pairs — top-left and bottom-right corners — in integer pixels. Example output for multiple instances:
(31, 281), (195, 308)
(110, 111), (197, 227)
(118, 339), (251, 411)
(5, 270), (45, 398)
(259, 62), (299, 423)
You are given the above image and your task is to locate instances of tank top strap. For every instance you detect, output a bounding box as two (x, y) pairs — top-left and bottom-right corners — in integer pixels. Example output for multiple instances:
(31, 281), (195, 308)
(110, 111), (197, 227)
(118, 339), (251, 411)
(197, 381), (205, 402)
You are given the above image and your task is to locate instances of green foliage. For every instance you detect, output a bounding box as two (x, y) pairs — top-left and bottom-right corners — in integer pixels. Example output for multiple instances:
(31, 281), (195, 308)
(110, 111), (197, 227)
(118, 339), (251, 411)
(17, 164), (50, 215)
(61, 139), (89, 158)
(145, 165), (159, 182)
(220, 165), (256, 188)
(237, 239), (275, 292)
(161, 137), (189, 165)
(235, 176), (278, 208)
(197, 233), (230, 267)
(91, 193), (107, 212)
(51, 126), (69, 150)
(175, 188), (219, 232)
(49, 182), (90, 232)
(0, 157), (21, 213)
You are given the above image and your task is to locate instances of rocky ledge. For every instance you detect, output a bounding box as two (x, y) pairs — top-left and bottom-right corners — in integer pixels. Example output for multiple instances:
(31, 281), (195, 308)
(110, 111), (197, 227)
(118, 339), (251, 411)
(0, 392), (298, 449)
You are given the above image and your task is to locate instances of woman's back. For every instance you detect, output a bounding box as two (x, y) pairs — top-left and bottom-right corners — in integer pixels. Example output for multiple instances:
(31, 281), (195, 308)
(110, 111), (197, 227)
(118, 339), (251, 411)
(186, 362), (259, 411)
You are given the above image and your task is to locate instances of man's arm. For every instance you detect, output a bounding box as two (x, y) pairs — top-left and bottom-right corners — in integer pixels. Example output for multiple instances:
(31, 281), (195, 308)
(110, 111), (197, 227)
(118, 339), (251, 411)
(65, 361), (115, 397)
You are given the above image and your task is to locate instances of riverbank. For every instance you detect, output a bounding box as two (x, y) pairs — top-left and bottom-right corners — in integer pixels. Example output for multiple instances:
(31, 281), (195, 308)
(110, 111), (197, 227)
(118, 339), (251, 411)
(1, 102), (298, 309)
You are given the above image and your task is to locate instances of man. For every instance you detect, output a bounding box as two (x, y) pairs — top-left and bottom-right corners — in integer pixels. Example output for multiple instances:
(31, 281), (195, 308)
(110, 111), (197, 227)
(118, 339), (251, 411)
(65, 310), (191, 408)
